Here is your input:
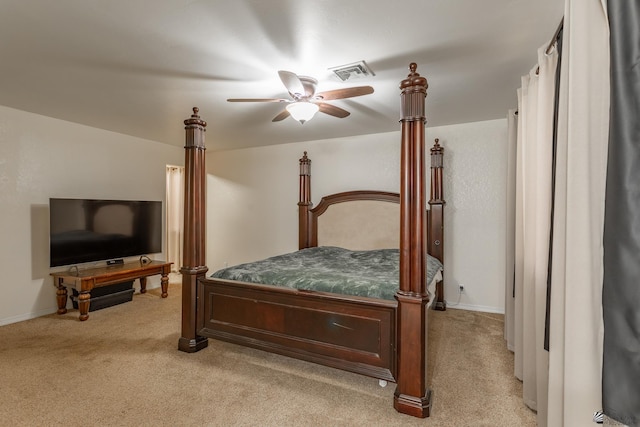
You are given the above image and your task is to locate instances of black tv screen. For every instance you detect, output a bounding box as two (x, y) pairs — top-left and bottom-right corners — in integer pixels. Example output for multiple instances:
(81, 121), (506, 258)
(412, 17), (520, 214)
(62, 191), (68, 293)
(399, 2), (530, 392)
(49, 198), (162, 267)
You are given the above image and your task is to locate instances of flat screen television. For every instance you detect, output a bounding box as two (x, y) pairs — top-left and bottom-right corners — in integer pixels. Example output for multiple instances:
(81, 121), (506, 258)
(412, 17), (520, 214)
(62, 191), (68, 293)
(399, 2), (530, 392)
(49, 198), (162, 267)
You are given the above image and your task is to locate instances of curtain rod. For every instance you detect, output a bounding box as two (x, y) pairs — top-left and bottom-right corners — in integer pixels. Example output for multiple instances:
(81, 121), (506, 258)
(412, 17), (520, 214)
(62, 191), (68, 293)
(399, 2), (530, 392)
(545, 17), (564, 54)
(517, 17), (565, 112)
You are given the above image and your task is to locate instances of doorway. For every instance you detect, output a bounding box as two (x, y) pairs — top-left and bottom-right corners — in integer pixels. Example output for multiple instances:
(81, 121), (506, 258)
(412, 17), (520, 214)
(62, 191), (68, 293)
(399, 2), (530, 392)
(166, 165), (184, 273)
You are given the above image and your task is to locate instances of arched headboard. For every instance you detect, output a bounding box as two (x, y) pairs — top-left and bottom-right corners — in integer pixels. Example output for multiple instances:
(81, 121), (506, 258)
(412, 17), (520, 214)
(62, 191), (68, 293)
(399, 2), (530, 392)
(311, 191), (400, 250)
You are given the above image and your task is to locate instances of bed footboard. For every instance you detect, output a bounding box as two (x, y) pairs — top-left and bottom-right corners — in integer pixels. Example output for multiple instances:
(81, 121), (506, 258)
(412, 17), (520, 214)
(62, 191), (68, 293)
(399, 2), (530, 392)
(197, 277), (397, 382)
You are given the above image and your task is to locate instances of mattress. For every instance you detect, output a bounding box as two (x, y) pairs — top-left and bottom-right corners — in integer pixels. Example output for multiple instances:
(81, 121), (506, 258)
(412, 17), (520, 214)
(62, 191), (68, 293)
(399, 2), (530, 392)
(211, 246), (443, 301)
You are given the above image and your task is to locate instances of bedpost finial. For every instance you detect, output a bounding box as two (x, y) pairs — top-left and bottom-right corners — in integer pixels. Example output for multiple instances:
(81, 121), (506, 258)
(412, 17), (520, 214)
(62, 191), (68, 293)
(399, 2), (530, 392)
(299, 151), (311, 175)
(400, 62), (428, 90)
(299, 151), (310, 165)
(399, 63), (428, 121)
(431, 138), (444, 156)
(184, 107), (207, 128)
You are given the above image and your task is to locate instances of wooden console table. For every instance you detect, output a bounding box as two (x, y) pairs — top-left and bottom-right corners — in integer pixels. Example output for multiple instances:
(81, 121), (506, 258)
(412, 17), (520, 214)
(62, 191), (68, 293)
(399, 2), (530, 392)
(51, 260), (172, 321)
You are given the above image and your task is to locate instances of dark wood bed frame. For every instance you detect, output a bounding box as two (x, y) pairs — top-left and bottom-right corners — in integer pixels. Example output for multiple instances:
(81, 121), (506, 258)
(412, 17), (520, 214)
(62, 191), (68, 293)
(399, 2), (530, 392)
(178, 63), (445, 418)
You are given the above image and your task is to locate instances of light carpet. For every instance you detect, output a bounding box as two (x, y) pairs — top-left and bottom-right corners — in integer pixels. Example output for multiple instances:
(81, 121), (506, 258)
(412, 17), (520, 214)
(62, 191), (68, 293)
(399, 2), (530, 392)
(0, 280), (535, 426)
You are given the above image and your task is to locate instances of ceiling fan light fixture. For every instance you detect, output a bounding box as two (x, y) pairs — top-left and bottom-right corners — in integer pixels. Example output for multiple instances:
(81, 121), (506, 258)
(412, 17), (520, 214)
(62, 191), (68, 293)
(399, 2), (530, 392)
(286, 102), (319, 124)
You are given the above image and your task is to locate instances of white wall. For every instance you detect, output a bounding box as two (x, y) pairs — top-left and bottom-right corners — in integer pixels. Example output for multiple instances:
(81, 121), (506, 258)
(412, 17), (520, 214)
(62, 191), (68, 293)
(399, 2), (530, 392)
(206, 118), (508, 313)
(0, 105), (507, 324)
(439, 119), (508, 312)
(0, 105), (183, 325)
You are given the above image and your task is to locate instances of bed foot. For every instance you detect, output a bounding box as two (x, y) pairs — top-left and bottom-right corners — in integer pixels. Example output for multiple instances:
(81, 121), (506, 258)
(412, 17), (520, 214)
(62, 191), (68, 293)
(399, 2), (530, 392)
(433, 280), (446, 311)
(433, 300), (447, 311)
(178, 336), (208, 353)
(379, 379), (388, 388)
(394, 388), (432, 418)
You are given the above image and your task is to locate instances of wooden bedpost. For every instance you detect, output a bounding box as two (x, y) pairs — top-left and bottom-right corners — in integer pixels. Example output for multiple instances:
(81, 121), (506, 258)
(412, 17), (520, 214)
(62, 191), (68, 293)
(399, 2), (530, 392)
(429, 139), (446, 310)
(395, 63), (431, 418)
(178, 107), (209, 353)
(298, 151), (312, 249)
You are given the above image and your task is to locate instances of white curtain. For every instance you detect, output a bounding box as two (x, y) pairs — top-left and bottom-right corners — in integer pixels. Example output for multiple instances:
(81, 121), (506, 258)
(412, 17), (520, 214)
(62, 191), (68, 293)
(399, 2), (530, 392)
(510, 45), (558, 425)
(504, 109), (516, 353)
(507, 1), (609, 425)
(166, 165), (184, 273)
(547, 0), (609, 425)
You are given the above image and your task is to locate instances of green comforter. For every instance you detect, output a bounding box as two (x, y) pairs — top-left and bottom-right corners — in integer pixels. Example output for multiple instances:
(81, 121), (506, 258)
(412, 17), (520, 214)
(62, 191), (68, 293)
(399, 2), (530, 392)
(210, 246), (443, 301)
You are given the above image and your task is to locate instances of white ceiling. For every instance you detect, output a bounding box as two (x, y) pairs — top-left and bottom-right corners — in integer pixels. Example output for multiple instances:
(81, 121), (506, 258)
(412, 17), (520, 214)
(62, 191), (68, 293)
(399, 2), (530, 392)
(0, 0), (563, 151)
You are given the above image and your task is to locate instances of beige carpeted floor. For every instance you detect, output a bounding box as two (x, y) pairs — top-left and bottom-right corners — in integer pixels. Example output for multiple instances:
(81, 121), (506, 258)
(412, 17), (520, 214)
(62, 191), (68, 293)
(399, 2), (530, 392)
(0, 279), (535, 426)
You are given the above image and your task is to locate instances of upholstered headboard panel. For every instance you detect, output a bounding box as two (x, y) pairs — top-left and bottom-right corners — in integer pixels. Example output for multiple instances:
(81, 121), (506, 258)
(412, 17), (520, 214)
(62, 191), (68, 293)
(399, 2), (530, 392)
(317, 199), (400, 250)
(306, 191), (408, 250)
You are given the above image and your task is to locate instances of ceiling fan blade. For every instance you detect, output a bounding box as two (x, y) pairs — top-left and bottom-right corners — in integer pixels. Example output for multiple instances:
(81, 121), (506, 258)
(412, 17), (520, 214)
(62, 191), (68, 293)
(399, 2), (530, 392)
(318, 102), (350, 119)
(227, 98), (288, 103)
(272, 109), (291, 122)
(315, 86), (374, 101)
(278, 70), (305, 98)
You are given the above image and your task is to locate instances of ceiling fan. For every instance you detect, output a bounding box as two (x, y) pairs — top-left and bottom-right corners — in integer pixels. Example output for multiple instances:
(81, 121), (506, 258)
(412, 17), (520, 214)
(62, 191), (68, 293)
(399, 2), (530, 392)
(227, 70), (374, 124)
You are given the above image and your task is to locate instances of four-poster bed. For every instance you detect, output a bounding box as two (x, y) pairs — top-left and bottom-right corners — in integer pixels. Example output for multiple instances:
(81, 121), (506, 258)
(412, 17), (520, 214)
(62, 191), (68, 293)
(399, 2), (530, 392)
(178, 63), (446, 418)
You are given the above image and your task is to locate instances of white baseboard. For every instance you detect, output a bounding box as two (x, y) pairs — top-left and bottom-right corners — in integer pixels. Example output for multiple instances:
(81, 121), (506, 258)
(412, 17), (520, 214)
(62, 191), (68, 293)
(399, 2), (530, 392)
(0, 307), (58, 327)
(444, 302), (505, 314)
(0, 283), (162, 327)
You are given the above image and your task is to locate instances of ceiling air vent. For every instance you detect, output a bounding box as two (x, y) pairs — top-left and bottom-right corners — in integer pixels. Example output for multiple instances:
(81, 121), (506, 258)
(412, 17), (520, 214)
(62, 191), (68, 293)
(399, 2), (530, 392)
(328, 61), (375, 82)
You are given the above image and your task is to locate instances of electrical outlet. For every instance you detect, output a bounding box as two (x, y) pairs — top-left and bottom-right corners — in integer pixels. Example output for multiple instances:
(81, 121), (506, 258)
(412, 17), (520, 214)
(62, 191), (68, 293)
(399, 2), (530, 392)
(459, 284), (465, 293)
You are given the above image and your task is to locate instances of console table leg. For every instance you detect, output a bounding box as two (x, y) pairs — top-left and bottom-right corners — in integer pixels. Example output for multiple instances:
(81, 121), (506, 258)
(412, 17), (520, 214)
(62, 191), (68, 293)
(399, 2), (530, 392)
(77, 292), (90, 321)
(56, 285), (68, 315)
(139, 277), (147, 294)
(161, 274), (168, 298)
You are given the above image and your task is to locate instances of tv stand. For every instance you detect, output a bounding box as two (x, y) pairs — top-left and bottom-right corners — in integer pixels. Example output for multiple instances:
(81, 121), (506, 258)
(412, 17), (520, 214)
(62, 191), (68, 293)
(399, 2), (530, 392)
(51, 260), (172, 321)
